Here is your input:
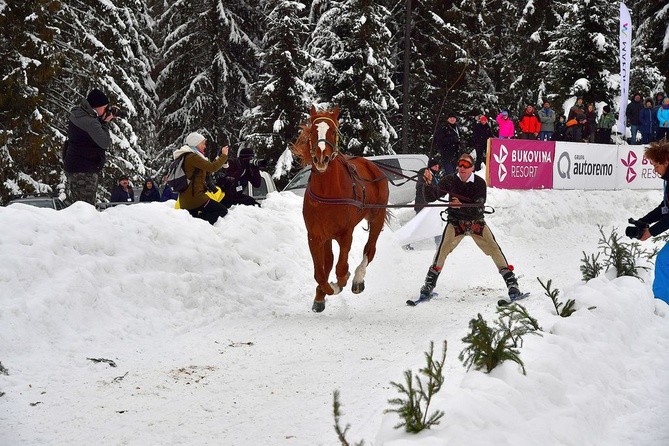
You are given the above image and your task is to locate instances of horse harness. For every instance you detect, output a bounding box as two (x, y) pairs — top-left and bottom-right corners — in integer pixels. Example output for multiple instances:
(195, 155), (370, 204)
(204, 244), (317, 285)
(306, 156), (387, 210)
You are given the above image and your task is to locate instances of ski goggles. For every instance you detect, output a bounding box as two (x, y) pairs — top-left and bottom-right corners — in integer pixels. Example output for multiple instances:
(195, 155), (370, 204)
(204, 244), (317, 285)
(457, 159), (473, 169)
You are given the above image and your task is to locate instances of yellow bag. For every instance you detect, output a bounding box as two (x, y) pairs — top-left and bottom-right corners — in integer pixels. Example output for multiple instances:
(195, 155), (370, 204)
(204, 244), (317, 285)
(174, 187), (225, 209)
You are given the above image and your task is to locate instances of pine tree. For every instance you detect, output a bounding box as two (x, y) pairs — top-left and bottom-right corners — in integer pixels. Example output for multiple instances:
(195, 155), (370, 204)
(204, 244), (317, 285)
(507, 0), (560, 108)
(46, 0), (154, 199)
(306, 0), (398, 156)
(390, 0), (462, 157)
(0, 0), (61, 204)
(155, 0), (261, 168)
(541, 0), (618, 109)
(629, 1), (668, 97)
(241, 0), (315, 185)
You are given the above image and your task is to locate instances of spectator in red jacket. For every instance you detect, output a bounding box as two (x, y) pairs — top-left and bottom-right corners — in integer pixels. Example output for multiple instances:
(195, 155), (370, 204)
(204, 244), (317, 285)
(518, 105), (540, 140)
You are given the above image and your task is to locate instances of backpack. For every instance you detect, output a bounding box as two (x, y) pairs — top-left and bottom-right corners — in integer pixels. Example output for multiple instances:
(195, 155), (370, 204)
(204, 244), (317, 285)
(166, 153), (196, 193)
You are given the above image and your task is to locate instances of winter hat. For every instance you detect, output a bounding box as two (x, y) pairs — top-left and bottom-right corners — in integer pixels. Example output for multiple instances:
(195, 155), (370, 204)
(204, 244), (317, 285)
(603, 105), (611, 113)
(86, 88), (109, 108)
(576, 113), (587, 121)
(501, 109), (509, 116)
(118, 174), (129, 182)
(446, 111), (456, 119)
(428, 155), (441, 168)
(185, 132), (206, 147)
(480, 116), (488, 124)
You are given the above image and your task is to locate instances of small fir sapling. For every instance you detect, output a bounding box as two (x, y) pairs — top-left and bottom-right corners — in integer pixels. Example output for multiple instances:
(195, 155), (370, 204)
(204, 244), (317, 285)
(538, 277), (576, 317)
(384, 341), (447, 433)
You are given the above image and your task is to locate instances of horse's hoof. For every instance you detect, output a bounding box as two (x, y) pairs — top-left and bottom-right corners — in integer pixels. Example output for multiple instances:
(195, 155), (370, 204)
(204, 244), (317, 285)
(312, 300), (326, 312)
(352, 281), (365, 294)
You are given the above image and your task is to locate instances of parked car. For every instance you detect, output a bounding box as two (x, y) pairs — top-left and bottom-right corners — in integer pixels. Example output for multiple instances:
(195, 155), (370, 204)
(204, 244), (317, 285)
(249, 170), (278, 200)
(7, 195), (67, 210)
(283, 154), (428, 205)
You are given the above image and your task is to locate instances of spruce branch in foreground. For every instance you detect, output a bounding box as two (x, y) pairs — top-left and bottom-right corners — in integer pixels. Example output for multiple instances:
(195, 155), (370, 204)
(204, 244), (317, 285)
(495, 303), (543, 348)
(580, 251), (603, 281)
(385, 340), (446, 433)
(332, 390), (365, 446)
(538, 277), (576, 317)
(459, 314), (527, 375)
(596, 225), (656, 278)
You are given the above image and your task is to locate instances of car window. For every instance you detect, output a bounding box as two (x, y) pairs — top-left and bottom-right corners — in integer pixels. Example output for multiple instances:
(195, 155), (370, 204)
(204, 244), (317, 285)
(372, 158), (402, 182)
(252, 177), (269, 198)
(284, 169), (311, 190)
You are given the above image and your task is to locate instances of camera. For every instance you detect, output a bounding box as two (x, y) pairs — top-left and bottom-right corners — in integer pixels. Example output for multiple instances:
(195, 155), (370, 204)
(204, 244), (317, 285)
(107, 105), (127, 119)
(625, 218), (649, 240)
(249, 158), (268, 169)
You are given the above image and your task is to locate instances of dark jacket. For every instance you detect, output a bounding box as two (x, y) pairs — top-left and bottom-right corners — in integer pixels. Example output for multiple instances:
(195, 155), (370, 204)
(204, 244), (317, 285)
(161, 185), (178, 201)
(471, 123), (492, 149)
(639, 107), (656, 135)
(215, 157), (262, 199)
(414, 166), (445, 213)
(110, 185), (134, 203)
(434, 123), (460, 169)
(626, 97), (643, 125)
(424, 172), (486, 222)
(64, 101), (112, 173)
(139, 178), (161, 202)
(639, 170), (669, 236)
(564, 119), (589, 142)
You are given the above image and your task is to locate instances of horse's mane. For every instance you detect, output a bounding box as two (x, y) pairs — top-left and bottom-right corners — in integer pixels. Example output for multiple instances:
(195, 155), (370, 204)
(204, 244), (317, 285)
(291, 107), (340, 168)
(291, 122), (312, 168)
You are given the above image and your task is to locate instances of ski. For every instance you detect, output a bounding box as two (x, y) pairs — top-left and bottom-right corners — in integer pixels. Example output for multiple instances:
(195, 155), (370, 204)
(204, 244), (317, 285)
(497, 292), (531, 307)
(406, 292), (438, 306)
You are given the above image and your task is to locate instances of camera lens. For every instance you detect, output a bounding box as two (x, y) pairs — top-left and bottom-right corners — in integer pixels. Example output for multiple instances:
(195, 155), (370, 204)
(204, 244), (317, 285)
(625, 226), (639, 239)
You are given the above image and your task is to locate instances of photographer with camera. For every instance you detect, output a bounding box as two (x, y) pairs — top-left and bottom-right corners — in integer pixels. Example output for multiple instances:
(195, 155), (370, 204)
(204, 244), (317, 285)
(215, 146), (265, 207)
(64, 88), (125, 205)
(629, 140), (669, 305)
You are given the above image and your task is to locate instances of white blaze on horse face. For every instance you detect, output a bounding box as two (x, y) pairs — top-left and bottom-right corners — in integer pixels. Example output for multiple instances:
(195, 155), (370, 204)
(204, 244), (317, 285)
(315, 121), (330, 153)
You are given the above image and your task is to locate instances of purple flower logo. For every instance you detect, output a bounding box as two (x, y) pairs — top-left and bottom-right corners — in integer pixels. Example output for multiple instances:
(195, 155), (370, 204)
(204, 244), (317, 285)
(621, 151), (637, 183)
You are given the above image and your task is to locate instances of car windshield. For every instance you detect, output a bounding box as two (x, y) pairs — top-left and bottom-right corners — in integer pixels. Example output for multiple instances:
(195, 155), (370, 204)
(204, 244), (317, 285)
(10, 199), (54, 209)
(284, 168), (311, 190)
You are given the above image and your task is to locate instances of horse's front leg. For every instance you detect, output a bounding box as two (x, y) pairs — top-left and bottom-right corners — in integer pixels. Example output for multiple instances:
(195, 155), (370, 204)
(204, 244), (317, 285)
(308, 236), (335, 312)
(333, 233), (353, 292)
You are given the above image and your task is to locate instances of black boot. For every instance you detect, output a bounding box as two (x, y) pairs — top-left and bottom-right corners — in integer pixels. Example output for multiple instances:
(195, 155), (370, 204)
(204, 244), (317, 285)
(420, 266), (441, 297)
(500, 267), (520, 297)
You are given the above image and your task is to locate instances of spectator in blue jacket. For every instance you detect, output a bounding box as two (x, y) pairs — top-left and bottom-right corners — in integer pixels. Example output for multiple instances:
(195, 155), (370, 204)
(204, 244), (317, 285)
(139, 177), (161, 202)
(160, 175), (178, 201)
(658, 97), (669, 141)
(639, 99), (656, 145)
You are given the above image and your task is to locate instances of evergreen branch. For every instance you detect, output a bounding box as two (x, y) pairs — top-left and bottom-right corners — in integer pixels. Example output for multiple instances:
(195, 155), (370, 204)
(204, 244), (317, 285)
(385, 341), (447, 433)
(538, 277), (576, 317)
(332, 390), (365, 446)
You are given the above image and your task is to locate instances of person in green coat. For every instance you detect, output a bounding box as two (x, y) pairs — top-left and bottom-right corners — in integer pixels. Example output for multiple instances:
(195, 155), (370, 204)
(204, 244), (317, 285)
(596, 105), (616, 144)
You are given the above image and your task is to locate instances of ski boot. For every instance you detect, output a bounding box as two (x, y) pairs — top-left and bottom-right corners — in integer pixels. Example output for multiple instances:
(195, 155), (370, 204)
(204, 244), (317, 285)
(500, 266), (521, 299)
(420, 266), (441, 298)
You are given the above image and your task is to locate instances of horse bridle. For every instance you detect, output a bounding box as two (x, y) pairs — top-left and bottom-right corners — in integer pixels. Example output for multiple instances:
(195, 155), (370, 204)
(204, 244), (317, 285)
(309, 116), (341, 162)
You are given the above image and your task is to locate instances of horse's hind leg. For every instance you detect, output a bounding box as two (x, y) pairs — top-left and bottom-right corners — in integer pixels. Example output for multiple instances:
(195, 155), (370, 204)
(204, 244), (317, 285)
(352, 210), (385, 294)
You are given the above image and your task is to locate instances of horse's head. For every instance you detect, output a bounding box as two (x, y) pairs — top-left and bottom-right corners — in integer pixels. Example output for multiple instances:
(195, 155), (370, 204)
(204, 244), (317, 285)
(309, 105), (340, 173)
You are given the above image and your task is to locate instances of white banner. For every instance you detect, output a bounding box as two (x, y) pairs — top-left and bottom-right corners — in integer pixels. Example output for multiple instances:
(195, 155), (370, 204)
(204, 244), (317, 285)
(553, 142), (618, 190)
(617, 2), (632, 135)
(616, 145), (663, 190)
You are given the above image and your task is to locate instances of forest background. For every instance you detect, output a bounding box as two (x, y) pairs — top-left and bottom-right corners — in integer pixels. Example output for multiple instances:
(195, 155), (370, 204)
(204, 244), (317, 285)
(0, 0), (667, 204)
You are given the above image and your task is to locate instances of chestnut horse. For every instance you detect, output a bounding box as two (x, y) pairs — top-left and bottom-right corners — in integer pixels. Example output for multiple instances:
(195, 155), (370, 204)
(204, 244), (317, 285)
(292, 106), (389, 312)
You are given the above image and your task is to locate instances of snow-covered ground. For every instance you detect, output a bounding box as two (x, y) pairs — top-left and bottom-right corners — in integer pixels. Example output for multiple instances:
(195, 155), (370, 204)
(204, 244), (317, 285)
(1, 187), (668, 445)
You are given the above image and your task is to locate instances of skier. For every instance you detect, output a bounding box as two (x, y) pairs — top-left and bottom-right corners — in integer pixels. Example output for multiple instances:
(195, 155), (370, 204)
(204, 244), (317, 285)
(415, 153), (522, 302)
